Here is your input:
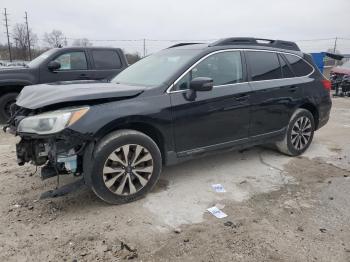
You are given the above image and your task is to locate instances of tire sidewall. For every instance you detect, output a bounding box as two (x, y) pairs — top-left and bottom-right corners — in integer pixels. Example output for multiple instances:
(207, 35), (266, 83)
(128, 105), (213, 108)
(0, 92), (18, 122)
(89, 131), (162, 204)
(286, 109), (315, 156)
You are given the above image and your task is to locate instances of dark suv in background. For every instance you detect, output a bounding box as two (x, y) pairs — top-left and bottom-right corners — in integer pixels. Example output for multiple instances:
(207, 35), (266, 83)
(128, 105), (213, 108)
(0, 47), (128, 121)
(6, 37), (332, 204)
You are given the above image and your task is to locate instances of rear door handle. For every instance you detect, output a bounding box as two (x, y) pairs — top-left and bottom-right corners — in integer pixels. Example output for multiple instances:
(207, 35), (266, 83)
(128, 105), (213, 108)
(288, 85), (298, 92)
(235, 94), (250, 102)
(79, 74), (90, 79)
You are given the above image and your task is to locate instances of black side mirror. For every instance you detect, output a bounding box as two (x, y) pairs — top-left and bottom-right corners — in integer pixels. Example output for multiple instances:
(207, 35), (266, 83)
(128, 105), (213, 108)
(190, 77), (213, 92)
(48, 61), (61, 71)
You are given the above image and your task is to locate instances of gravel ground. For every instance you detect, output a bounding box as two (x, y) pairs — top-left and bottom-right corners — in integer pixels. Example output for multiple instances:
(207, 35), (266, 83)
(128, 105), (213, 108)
(0, 97), (349, 262)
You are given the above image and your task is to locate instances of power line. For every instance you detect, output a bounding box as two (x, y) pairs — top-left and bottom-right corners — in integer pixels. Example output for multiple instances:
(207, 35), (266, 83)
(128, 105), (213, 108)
(31, 36), (350, 56)
(295, 38), (336, 42)
(36, 37), (350, 43)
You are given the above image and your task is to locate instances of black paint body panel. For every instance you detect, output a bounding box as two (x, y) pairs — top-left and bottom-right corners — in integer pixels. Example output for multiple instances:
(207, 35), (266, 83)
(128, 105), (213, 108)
(13, 44), (332, 167)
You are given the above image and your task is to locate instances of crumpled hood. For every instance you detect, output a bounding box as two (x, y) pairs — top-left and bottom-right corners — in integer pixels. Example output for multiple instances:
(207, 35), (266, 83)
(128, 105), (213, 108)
(16, 80), (145, 109)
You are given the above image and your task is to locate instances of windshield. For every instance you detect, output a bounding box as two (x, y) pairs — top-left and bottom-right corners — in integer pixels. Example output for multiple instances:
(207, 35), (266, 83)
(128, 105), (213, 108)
(342, 60), (350, 69)
(111, 49), (202, 87)
(27, 49), (56, 68)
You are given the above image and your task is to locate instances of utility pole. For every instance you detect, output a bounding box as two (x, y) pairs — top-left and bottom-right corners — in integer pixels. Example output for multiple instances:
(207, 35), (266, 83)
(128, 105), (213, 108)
(143, 38), (146, 57)
(3, 8), (12, 62)
(333, 37), (338, 66)
(24, 11), (32, 60)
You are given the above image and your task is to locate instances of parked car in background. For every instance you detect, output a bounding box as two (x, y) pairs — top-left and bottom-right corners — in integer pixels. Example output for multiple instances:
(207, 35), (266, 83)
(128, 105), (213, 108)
(0, 47), (128, 121)
(5, 38), (332, 204)
(330, 60), (350, 96)
(6, 61), (28, 68)
(0, 61), (8, 67)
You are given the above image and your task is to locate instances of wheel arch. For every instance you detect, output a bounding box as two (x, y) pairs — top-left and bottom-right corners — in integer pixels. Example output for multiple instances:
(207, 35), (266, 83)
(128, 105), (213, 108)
(299, 103), (319, 129)
(0, 85), (25, 96)
(94, 118), (167, 164)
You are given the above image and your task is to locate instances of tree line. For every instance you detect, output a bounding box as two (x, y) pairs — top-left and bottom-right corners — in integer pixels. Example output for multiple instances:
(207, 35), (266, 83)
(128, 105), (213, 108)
(0, 23), (141, 64)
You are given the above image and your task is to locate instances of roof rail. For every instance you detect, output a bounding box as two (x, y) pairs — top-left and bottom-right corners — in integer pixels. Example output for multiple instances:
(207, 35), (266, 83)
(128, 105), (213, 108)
(209, 37), (300, 51)
(167, 43), (203, 48)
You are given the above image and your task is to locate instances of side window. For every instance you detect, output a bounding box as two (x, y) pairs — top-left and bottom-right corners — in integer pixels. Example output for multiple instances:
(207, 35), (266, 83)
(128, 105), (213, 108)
(278, 54), (294, 78)
(284, 54), (313, 77)
(174, 51), (243, 90)
(54, 51), (88, 70)
(246, 51), (282, 81)
(92, 50), (122, 69)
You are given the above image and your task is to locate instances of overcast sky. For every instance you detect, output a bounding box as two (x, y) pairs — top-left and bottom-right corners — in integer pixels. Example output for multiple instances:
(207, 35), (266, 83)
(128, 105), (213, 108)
(1, 0), (350, 54)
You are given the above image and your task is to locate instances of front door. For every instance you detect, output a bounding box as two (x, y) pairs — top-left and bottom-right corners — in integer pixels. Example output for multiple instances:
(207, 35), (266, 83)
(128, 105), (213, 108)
(170, 51), (252, 154)
(40, 50), (93, 83)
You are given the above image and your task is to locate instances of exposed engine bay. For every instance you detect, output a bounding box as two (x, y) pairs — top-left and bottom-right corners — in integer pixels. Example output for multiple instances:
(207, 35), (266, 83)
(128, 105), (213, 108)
(15, 131), (87, 178)
(4, 104), (93, 197)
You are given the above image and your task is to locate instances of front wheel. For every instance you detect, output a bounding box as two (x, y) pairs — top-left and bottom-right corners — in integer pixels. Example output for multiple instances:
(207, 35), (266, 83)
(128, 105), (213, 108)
(88, 129), (162, 204)
(276, 108), (315, 156)
(0, 92), (19, 122)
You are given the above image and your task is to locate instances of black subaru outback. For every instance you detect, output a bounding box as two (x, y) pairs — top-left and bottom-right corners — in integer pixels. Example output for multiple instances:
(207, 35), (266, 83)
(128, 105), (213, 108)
(5, 38), (332, 204)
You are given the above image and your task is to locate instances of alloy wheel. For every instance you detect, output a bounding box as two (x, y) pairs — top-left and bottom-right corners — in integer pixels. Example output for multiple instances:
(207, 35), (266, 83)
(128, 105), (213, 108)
(102, 144), (154, 195)
(290, 116), (312, 151)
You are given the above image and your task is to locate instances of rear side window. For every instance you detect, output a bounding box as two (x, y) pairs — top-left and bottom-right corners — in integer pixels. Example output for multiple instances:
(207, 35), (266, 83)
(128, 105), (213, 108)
(246, 51), (282, 81)
(284, 54), (313, 77)
(92, 50), (122, 69)
(278, 54), (294, 78)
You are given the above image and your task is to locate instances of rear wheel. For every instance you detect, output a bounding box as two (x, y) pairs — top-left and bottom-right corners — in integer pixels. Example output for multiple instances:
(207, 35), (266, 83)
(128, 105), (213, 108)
(276, 108), (315, 156)
(0, 92), (19, 122)
(88, 129), (162, 204)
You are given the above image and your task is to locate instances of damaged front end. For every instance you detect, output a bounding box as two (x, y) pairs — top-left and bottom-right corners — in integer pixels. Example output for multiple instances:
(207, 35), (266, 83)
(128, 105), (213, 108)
(5, 105), (93, 197)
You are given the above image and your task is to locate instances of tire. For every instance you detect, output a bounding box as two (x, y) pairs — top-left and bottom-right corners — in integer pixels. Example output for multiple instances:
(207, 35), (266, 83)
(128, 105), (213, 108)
(87, 129), (162, 204)
(0, 92), (19, 122)
(276, 108), (315, 156)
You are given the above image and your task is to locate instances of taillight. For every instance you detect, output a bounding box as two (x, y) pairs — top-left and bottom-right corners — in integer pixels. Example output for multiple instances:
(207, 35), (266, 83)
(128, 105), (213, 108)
(322, 79), (331, 91)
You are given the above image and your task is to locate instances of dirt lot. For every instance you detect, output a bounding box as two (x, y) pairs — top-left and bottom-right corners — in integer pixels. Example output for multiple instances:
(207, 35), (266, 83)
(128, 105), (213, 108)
(0, 97), (349, 262)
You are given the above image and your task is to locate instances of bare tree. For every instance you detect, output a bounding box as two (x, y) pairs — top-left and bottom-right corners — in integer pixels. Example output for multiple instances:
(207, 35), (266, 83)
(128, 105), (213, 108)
(43, 30), (66, 48)
(72, 38), (92, 47)
(12, 23), (38, 60)
(125, 52), (141, 64)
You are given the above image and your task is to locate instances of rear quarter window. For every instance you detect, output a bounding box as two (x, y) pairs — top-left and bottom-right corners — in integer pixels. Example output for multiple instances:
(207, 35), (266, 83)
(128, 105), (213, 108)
(246, 51), (282, 81)
(278, 54), (294, 78)
(284, 54), (313, 77)
(92, 50), (122, 69)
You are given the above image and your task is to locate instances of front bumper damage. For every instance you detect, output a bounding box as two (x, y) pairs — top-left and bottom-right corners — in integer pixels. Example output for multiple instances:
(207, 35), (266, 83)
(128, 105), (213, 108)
(5, 117), (94, 198)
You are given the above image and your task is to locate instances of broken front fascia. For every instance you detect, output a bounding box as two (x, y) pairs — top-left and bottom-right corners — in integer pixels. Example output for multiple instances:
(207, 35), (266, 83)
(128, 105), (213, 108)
(16, 128), (93, 179)
(9, 106), (93, 179)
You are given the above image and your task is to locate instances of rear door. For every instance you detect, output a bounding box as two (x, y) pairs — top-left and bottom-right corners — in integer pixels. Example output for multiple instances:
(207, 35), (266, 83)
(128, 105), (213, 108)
(89, 49), (124, 80)
(170, 50), (252, 154)
(40, 50), (93, 83)
(246, 50), (302, 137)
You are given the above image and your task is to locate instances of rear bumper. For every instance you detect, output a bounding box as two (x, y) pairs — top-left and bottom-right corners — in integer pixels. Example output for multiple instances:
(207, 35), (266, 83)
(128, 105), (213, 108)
(317, 97), (332, 130)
